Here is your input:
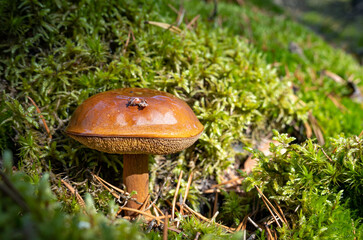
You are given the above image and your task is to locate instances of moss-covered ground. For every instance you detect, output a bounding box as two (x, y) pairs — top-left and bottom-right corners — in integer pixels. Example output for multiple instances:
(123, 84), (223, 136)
(0, 0), (362, 239)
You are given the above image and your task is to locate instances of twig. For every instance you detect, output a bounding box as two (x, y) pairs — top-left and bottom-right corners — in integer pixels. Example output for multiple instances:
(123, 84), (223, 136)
(122, 30), (132, 55)
(61, 179), (86, 209)
(163, 213), (169, 240)
(152, 205), (162, 225)
(180, 171), (193, 217)
(27, 96), (52, 139)
(265, 224), (275, 240)
(327, 94), (347, 112)
(211, 177), (243, 189)
(255, 186), (285, 227)
(153, 206), (161, 226)
(90, 172), (125, 194)
(247, 217), (263, 232)
(92, 174), (120, 199)
(308, 112), (325, 145)
(203, 188), (221, 194)
(261, 196), (281, 228)
(145, 184), (164, 211)
(141, 194), (150, 211)
(194, 232), (201, 240)
(91, 172), (142, 206)
(167, 3), (178, 14)
(119, 207), (166, 221)
(176, 7), (185, 27)
(145, 21), (182, 34)
(116, 206), (123, 217)
(321, 147), (333, 162)
(186, 15), (200, 30)
(146, 219), (156, 233)
(236, 215), (249, 231)
(153, 205), (166, 225)
(208, 211), (219, 227)
(178, 203), (235, 232)
(303, 121), (313, 138)
(172, 171), (183, 220)
(154, 204), (165, 218)
(273, 200), (289, 229)
(359, 129), (363, 138)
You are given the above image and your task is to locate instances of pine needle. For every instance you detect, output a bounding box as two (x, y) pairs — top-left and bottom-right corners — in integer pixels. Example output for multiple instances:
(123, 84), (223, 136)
(145, 21), (182, 34)
(27, 96), (52, 139)
(61, 179), (86, 210)
(172, 171), (183, 220)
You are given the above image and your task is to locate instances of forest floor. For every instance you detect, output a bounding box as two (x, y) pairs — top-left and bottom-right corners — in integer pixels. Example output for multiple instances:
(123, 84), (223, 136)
(274, 0), (363, 63)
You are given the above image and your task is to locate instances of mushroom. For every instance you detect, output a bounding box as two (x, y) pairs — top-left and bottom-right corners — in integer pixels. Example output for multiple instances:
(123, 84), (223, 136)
(65, 88), (203, 215)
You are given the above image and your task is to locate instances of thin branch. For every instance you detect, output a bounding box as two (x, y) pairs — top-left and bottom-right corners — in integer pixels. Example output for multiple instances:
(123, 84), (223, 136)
(321, 147), (333, 162)
(61, 179), (86, 210)
(265, 224), (275, 240)
(186, 15), (200, 30)
(172, 171), (183, 220)
(194, 232), (201, 240)
(145, 21), (182, 34)
(176, 7), (185, 27)
(178, 203), (235, 232)
(274, 200), (289, 229)
(27, 96), (52, 139)
(145, 184), (164, 211)
(119, 207), (166, 221)
(122, 30), (132, 55)
(247, 217), (263, 232)
(211, 177), (243, 189)
(152, 205), (163, 225)
(255, 186), (285, 228)
(236, 215), (249, 231)
(90, 172), (125, 194)
(180, 171), (193, 217)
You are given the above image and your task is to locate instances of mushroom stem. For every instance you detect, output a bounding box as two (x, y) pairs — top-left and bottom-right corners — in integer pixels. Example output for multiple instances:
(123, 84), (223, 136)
(123, 154), (149, 216)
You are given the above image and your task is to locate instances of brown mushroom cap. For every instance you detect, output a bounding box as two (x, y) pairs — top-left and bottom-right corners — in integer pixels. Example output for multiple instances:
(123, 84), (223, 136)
(65, 88), (204, 155)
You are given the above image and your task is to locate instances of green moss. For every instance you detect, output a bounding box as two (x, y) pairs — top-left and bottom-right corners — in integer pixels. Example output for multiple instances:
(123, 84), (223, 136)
(182, 0), (363, 138)
(0, 150), (147, 240)
(0, 0), (307, 179)
(244, 131), (363, 238)
(1, 0), (363, 238)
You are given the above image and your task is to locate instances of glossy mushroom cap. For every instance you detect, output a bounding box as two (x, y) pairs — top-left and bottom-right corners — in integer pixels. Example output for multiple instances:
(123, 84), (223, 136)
(65, 88), (204, 155)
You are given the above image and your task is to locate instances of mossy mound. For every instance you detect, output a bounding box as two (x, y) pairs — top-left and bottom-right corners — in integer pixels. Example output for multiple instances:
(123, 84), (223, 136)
(1, 0), (363, 239)
(0, 0), (306, 176)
